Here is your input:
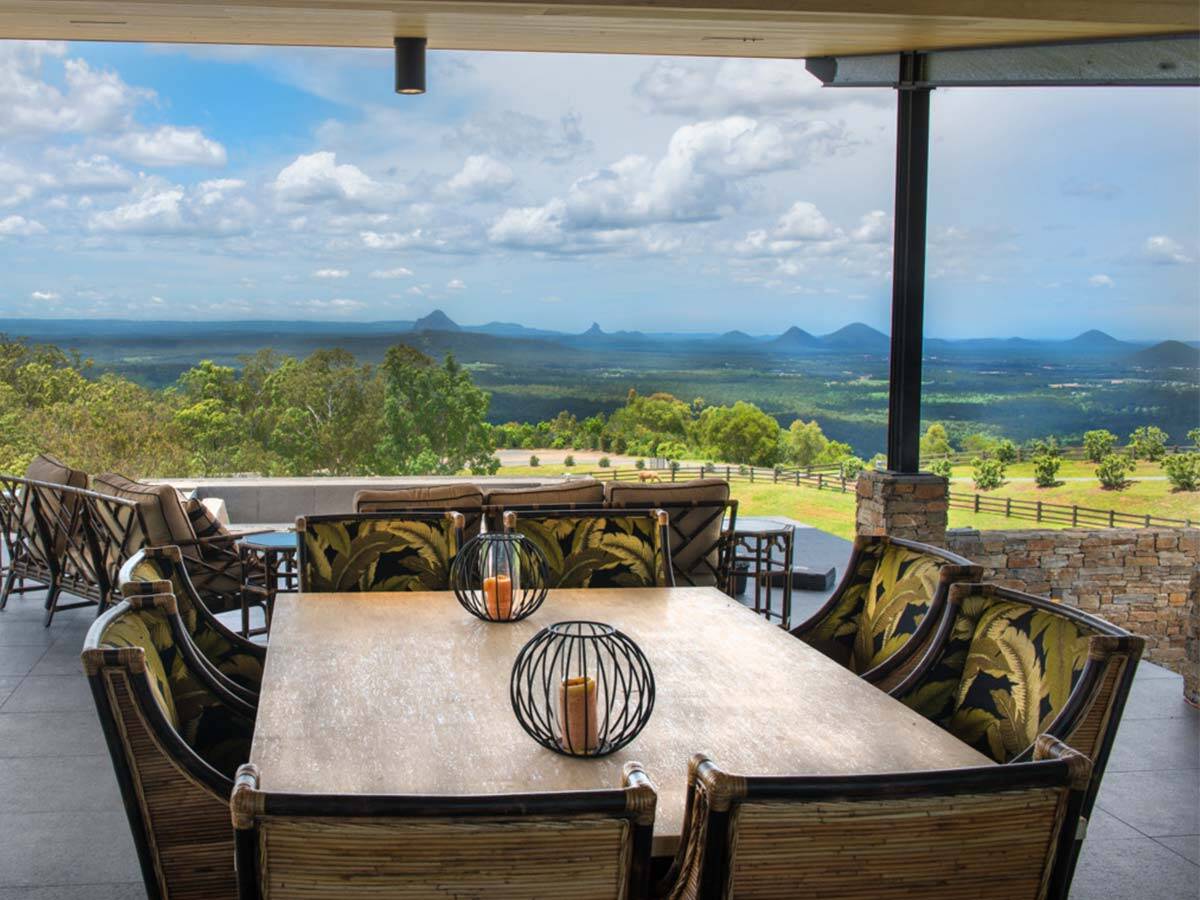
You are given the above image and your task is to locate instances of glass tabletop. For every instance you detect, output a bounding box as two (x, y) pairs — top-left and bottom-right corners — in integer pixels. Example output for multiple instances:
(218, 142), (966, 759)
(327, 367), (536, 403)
(238, 530), (298, 551)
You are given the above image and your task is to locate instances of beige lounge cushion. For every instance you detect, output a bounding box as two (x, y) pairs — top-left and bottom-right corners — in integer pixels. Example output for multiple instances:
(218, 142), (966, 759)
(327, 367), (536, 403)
(22, 453), (88, 555)
(354, 484), (485, 513)
(607, 479), (731, 586)
(93, 473), (196, 555)
(484, 478), (605, 509)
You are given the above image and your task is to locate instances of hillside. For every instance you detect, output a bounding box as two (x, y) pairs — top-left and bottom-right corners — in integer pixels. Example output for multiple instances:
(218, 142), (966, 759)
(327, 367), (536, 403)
(1128, 340), (1200, 368)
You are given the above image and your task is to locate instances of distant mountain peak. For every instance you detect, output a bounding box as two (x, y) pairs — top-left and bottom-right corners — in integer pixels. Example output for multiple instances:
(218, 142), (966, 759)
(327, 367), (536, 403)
(1128, 339), (1200, 368)
(719, 329), (755, 342)
(821, 322), (889, 349)
(414, 309), (460, 332)
(771, 326), (819, 346)
(1068, 329), (1121, 345)
(583, 322), (605, 336)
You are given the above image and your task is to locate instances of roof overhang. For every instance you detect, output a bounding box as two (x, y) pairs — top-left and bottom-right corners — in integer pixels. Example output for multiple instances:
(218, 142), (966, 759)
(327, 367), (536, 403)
(0, 0), (1196, 58)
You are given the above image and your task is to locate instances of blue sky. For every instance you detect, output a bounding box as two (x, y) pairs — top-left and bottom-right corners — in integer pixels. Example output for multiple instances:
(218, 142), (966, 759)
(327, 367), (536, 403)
(0, 40), (1197, 340)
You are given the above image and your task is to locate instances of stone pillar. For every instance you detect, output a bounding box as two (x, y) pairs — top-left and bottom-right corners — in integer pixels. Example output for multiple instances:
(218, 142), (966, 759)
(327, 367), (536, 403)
(1186, 589), (1199, 707)
(855, 470), (949, 546)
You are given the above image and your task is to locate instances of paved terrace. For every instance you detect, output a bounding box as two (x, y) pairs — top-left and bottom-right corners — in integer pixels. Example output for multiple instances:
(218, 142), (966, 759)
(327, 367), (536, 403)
(0, 557), (1196, 898)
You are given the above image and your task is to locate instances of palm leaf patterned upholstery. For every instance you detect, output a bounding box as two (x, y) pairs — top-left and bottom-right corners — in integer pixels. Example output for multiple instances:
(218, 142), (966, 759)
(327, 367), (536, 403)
(792, 536), (979, 683)
(297, 512), (464, 592)
(120, 546), (265, 695)
(89, 596), (254, 779)
(504, 509), (673, 589)
(894, 583), (1142, 765)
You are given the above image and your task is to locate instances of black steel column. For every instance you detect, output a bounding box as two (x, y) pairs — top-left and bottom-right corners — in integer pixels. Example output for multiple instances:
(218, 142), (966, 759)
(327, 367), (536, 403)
(886, 53), (932, 473)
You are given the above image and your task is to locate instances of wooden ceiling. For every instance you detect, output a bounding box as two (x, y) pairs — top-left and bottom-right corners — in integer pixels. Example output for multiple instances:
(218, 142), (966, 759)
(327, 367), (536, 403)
(0, 1), (1196, 59)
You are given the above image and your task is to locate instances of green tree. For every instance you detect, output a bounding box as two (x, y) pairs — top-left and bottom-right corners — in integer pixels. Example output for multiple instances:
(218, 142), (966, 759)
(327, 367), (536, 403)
(375, 346), (498, 475)
(972, 457), (1005, 491)
(782, 419), (829, 467)
(840, 456), (865, 481)
(1163, 453), (1200, 491)
(919, 422), (952, 458)
(263, 349), (383, 475)
(1083, 429), (1117, 463)
(1189, 427), (1200, 448)
(1032, 453), (1061, 488)
(1096, 453), (1135, 490)
(961, 432), (999, 457)
(994, 438), (1019, 465)
(695, 401), (780, 466)
(1128, 425), (1168, 461)
(928, 458), (952, 479)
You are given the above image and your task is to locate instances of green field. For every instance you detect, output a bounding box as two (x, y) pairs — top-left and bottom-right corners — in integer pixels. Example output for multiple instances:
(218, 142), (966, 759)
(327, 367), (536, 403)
(498, 460), (1199, 538)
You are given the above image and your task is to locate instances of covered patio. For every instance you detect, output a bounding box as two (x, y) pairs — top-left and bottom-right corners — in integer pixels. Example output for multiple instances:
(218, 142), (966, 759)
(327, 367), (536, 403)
(0, 2), (1198, 899)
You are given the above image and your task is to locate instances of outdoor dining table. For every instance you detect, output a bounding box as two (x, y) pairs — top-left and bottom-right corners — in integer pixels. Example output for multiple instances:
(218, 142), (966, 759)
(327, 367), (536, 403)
(251, 586), (993, 856)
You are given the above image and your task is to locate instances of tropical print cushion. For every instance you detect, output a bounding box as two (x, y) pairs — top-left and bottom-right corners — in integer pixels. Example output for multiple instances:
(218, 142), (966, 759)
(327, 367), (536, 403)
(124, 555), (263, 693)
(99, 605), (254, 777)
(300, 516), (459, 592)
(512, 514), (666, 589)
(805, 544), (944, 674)
(899, 593), (1092, 763)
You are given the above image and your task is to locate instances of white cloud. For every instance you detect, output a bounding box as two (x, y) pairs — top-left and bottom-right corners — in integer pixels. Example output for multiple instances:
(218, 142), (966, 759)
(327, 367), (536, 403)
(1143, 235), (1192, 265)
(108, 126), (227, 167)
(442, 155), (514, 200)
(360, 227), (472, 254)
(31, 290), (59, 300)
(0, 214), (46, 236)
(0, 44), (149, 137)
(447, 110), (591, 165)
(446, 278), (466, 290)
(59, 154), (135, 191)
(273, 151), (380, 206)
(775, 201), (838, 241)
(1088, 273), (1115, 288)
(851, 210), (889, 243)
(313, 268), (349, 279)
(301, 297), (364, 314)
(88, 177), (252, 236)
(489, 201), (566, 249)
(634, 58), (888, 117)
(369, 266), (414, 279)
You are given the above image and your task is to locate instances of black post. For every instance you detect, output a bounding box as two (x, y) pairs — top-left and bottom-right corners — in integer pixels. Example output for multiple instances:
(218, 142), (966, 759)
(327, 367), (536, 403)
(886, 53), (932, 473)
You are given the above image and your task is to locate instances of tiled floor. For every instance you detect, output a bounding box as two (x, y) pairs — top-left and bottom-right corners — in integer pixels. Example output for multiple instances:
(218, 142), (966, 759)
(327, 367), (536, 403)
(0, 586), (1196, 899)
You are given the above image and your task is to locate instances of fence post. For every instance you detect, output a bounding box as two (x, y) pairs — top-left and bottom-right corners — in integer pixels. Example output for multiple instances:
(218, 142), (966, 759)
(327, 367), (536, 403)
(974, 494), (980, 513)
(1072, 505), (1078, 527)
(817, 474), (824, 490)
(795, 471), (800, 486)
(749, 468), (754, 483)
(1109, 510), (1115, 527)
(725, 465), (730, 482)
(1145, 514), (1151, 527)
(840, 476), (846, 493)
(1006, 497), (1011, 517)
(773, 468), (778, 484)
(1036, 501), (1042, 523)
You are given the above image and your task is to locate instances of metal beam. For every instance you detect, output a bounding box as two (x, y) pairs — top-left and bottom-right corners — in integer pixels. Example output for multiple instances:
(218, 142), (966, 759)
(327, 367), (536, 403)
(886, 53), (931, 474)
(807, 34), (1200, 88)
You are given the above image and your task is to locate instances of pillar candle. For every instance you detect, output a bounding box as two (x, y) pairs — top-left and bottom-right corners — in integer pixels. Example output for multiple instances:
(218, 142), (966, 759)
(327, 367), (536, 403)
(558, 676), (599, 754)
(483, 574), (512, 619)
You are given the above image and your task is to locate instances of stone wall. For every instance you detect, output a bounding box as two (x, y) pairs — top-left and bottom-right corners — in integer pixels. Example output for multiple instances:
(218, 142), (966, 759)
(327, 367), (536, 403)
(855, 471), (948, 546)
(946, 526), (1199, 684)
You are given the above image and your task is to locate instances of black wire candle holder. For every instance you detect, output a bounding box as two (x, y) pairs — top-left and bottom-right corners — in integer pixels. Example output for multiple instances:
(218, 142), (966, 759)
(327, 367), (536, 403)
(450, 532), (549, 622)
(510, 621), (655, 757)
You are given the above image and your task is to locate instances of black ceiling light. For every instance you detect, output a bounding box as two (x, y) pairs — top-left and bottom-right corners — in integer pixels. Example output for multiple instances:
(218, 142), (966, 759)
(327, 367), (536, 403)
(394, 37), (426, 95)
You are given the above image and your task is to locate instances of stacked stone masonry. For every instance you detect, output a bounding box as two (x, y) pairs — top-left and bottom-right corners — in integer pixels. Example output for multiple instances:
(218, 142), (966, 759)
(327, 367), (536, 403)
(945, 527), (1199, 699)
(855, 470), (949, 546)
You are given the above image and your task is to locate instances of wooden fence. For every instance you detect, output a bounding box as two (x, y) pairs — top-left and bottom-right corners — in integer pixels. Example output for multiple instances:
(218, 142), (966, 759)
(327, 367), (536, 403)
(570, 463), (1195, 529)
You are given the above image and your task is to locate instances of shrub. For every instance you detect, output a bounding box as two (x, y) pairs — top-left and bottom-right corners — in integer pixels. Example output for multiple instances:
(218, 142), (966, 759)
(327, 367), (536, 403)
(869, 452), (887, 470)
(528, 454), (539, 467)
(928, 458), (952, 480)
(1082, 429), (1117, 462)
(1032, 452), (1061, 488)
(669, 460), (681, 473)
(972, 457), (1005, 491)
(1128, 425), (1168, 461)
(840, 456), (865, 481)
(1096, 453), (1135, 490)
(995, 439), (1019, 465)
(598, 456), (610, 468)
(634, 458), (645, 470)
(563, 454), (575, 467)
(1190, 427), (1200, 448)
(1163, 452), (1200, 491)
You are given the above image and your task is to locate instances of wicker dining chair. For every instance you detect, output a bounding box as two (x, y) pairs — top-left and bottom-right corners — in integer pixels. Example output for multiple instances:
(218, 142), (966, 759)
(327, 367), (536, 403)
(83, 594), (257, 900)
(890, 581), (1143, 886)
(789, 534), (982, 688)
(119, 546), (265, 702)
(499, 508), (675, 589)
(606, 479), (737, 591)
(231, 760), (657, 900)
(354, 483), (486, 538)
(295, 511), (466, 592)
(660, 737), (1091, 900)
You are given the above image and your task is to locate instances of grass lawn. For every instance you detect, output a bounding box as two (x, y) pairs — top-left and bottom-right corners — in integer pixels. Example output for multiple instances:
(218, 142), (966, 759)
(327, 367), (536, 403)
(498, 459), (1200, 534)
(948, 461), (1199, 523)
